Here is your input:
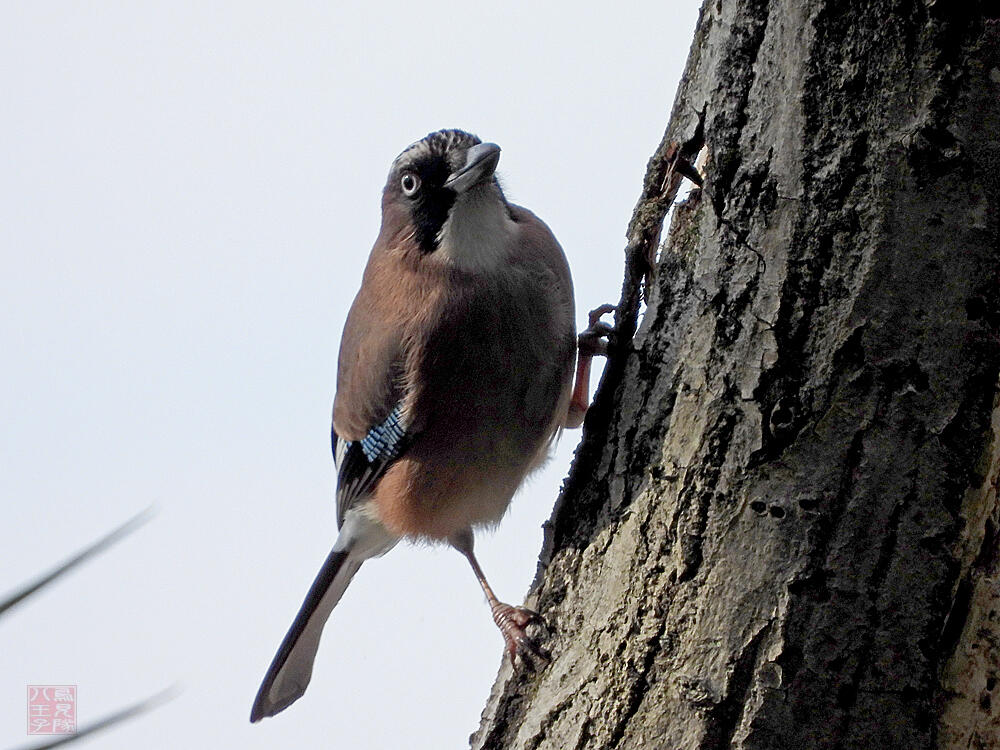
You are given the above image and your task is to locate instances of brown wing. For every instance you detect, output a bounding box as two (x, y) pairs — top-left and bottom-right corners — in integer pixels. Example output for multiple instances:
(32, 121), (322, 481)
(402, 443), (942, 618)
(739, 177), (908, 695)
(331, 237), (446, 525)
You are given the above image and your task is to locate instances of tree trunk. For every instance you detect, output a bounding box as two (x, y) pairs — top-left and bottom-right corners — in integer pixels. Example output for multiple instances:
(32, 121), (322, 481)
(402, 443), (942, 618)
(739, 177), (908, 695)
(472, 3), (1000, 749)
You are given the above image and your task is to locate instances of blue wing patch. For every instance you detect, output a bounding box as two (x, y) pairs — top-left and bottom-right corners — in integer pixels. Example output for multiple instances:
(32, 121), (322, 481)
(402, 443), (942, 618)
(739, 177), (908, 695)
(332, 405), (410, 526)
(359, 407), (406, 463)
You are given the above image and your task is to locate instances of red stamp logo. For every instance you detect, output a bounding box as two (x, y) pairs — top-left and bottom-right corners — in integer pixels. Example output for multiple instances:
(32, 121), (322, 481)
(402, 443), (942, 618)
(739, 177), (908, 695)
(27, 685), (76, 735)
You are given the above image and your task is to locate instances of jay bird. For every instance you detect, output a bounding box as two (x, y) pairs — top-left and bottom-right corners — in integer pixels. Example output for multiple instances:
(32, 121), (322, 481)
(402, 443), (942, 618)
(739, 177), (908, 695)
(251, 129), (607, 722)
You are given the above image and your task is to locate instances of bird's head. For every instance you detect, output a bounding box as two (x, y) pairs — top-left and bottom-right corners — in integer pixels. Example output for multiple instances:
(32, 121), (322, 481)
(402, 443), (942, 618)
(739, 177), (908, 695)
(379, 129), (512, 269)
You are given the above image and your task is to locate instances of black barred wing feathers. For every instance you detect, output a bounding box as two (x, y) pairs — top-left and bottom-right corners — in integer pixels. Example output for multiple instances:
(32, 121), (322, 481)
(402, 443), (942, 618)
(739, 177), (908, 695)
(331, 405), (409, 526)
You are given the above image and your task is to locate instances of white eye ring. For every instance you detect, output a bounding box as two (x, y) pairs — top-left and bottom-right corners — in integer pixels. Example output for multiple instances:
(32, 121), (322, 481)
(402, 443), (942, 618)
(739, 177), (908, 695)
(401, 172), (421, 196)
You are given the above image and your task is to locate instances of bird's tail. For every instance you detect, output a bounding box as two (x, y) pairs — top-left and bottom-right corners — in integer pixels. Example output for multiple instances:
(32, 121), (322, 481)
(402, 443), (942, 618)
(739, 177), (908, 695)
(250, 548), (362, 721)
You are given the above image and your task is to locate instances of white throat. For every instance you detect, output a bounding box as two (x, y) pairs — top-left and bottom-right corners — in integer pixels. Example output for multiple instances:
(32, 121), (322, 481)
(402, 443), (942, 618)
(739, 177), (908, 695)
(435, 185), (515, 272)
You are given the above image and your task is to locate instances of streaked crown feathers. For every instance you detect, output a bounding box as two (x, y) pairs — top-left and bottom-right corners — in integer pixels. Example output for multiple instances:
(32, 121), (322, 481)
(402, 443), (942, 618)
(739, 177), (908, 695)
(392, 129), (482, 173)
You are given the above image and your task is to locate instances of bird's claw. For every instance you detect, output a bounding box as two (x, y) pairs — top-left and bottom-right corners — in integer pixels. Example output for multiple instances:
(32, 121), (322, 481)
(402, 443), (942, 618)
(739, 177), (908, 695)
(578, 304), (615, 357)
(491, 603), (549, 670)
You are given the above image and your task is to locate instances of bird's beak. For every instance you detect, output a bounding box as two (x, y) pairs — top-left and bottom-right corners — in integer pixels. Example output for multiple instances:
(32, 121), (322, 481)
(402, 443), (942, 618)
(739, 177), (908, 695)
(444, 143), (501, 194)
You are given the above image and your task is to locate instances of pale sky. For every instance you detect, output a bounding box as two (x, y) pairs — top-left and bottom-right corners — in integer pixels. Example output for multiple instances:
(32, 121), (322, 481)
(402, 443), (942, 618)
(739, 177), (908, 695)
(0, 2), (700, 747)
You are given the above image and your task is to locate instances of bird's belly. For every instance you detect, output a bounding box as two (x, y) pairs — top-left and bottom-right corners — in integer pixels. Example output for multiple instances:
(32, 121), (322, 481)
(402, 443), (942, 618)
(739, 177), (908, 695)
(371, 273), (571, 541)
(370, 452), (529, 540)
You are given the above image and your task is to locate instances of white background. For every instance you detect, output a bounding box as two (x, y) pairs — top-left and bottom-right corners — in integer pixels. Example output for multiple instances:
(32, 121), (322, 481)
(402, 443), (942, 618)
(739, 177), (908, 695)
(0, 2), (700, 748)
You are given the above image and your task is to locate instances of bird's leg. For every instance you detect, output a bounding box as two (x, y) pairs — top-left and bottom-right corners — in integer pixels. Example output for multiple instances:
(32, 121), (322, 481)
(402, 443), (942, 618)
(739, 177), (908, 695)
(464, 549), (548, 668)
(566, 304), (616, 428)
(451, 531), (548, 668)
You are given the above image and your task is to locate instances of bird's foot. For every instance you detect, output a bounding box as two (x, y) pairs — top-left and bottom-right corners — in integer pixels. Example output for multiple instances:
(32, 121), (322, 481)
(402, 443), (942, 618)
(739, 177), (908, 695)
(491, 602), (549, 670)
(566, 304), (616, 428)
(578, 304), (615, 357)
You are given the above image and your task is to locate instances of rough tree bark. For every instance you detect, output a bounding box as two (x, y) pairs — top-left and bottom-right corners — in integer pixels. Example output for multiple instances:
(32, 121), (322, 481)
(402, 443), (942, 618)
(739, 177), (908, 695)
(472, 3), (1000, 749)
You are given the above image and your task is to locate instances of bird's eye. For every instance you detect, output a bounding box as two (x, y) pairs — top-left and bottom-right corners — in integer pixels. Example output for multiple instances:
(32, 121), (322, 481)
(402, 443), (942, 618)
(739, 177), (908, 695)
(400, 172), (421, 196)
